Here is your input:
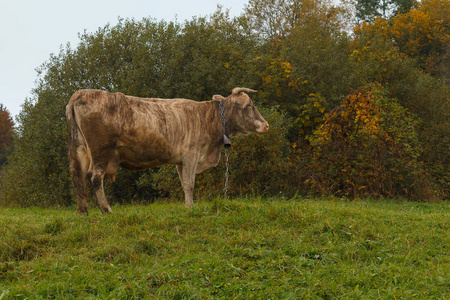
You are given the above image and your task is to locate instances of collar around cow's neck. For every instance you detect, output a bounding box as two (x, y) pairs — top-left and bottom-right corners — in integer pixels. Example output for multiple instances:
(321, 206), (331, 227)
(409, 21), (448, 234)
(218, 100), (231, 148)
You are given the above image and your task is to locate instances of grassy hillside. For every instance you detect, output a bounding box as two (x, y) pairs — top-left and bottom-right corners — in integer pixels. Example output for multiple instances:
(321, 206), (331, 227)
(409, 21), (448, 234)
(0, 198), (449, 299)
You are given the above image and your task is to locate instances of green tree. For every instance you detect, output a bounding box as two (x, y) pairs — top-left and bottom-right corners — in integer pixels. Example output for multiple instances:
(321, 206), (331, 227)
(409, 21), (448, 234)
(355, 0), (416, 22)
(244, 0), (347, 39)
(0, 104), (14, 166)
(243, 0), (353, 142)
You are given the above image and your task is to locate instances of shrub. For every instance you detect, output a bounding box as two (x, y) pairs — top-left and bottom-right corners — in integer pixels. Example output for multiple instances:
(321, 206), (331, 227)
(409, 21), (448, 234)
(307, 84), (436, 201)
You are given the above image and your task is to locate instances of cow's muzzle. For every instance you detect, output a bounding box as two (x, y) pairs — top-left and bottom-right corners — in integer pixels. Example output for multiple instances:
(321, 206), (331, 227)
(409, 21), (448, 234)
(255, 121), (269, 133)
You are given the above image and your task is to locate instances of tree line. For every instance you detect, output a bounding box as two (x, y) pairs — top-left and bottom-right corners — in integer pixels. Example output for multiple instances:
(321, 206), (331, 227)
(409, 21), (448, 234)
(0, 0), (448, 207)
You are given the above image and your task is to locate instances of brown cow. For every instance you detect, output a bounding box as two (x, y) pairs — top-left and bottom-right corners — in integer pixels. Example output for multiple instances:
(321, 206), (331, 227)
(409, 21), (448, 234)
(66, 88), (269, 214)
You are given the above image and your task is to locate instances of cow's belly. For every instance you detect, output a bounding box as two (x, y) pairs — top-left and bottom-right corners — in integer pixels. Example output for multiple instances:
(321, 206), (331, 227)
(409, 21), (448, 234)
(116, 137), (180, 170)
(119, 159), (165, 170)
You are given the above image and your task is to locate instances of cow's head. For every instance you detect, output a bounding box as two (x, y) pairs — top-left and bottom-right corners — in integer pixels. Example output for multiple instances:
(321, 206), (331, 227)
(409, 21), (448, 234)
(214, 87), (269, 136)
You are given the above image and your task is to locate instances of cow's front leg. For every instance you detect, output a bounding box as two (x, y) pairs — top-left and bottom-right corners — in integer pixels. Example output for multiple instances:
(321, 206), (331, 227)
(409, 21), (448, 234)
(176, 159), (197, 208)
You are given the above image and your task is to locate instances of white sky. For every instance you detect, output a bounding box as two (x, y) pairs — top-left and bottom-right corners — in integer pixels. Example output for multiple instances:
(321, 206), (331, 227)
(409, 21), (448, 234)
(0, 0), (249, 118)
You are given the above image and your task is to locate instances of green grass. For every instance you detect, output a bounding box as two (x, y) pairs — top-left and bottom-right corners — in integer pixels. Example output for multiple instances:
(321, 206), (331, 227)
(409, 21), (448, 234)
(0, 198), (449, 299)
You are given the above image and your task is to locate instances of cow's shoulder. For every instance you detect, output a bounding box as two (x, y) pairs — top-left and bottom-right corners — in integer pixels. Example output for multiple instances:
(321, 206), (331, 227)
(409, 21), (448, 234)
(71, 90), (118, 107)
(77, 89), (111, 99)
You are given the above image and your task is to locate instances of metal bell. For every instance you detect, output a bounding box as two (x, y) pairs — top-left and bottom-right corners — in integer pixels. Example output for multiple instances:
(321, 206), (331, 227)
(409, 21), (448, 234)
(223, 135), (231, 148)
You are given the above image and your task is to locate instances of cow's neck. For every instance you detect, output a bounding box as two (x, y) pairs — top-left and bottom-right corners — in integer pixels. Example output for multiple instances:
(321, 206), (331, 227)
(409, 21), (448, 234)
(219, 98), (242, 138)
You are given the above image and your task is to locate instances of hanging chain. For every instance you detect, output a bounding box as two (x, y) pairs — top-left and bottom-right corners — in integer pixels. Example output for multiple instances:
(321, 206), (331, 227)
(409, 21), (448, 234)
(218, 100), (231, 199)
(218, 100), (231, 148)
(224, 148), (230, 200)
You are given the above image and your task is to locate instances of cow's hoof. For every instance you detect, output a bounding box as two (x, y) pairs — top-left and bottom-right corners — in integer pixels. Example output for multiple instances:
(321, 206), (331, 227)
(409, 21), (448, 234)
(77, 208), (89, 216)
(101, 207), (113, 214)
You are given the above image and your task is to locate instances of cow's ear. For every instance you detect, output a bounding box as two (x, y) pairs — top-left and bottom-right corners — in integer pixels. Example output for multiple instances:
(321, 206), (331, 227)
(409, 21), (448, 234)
(230, 93), (251, 107)
(213, 95), (226, 101)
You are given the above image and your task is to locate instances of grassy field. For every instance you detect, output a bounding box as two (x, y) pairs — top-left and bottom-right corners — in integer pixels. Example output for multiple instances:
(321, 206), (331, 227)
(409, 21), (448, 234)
(0, 198), (449, 299)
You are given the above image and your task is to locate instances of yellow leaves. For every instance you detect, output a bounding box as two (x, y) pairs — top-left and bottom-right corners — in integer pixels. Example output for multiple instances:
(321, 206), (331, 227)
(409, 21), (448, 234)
(295, 94), (328, 137)
(312, 99), (326, 113)
(288, 79), (308, 92)
(280, 61), (292, 73)
(314, 117), (322, 123)
(354, 0), (449, 75)
(262, 76), (272, 83)
(310, 85), (387, 149)
(263, 60), (297, 92)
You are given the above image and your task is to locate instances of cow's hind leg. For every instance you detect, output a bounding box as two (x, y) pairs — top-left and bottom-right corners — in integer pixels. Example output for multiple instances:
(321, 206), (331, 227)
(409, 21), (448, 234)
(69, 146), (90, 215)
(90, 164), (113, 213)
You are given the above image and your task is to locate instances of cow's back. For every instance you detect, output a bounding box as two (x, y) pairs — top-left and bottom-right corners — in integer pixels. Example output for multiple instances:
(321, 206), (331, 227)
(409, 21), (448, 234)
(72, 90), (203, 136)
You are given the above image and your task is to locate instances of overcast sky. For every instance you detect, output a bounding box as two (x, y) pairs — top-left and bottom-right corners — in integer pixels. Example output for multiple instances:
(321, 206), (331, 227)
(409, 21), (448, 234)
(0, 0), (248, 118)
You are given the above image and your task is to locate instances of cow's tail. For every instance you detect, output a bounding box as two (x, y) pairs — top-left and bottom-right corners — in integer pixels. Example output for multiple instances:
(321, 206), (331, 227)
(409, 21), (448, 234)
(66, 92), (92, 211)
